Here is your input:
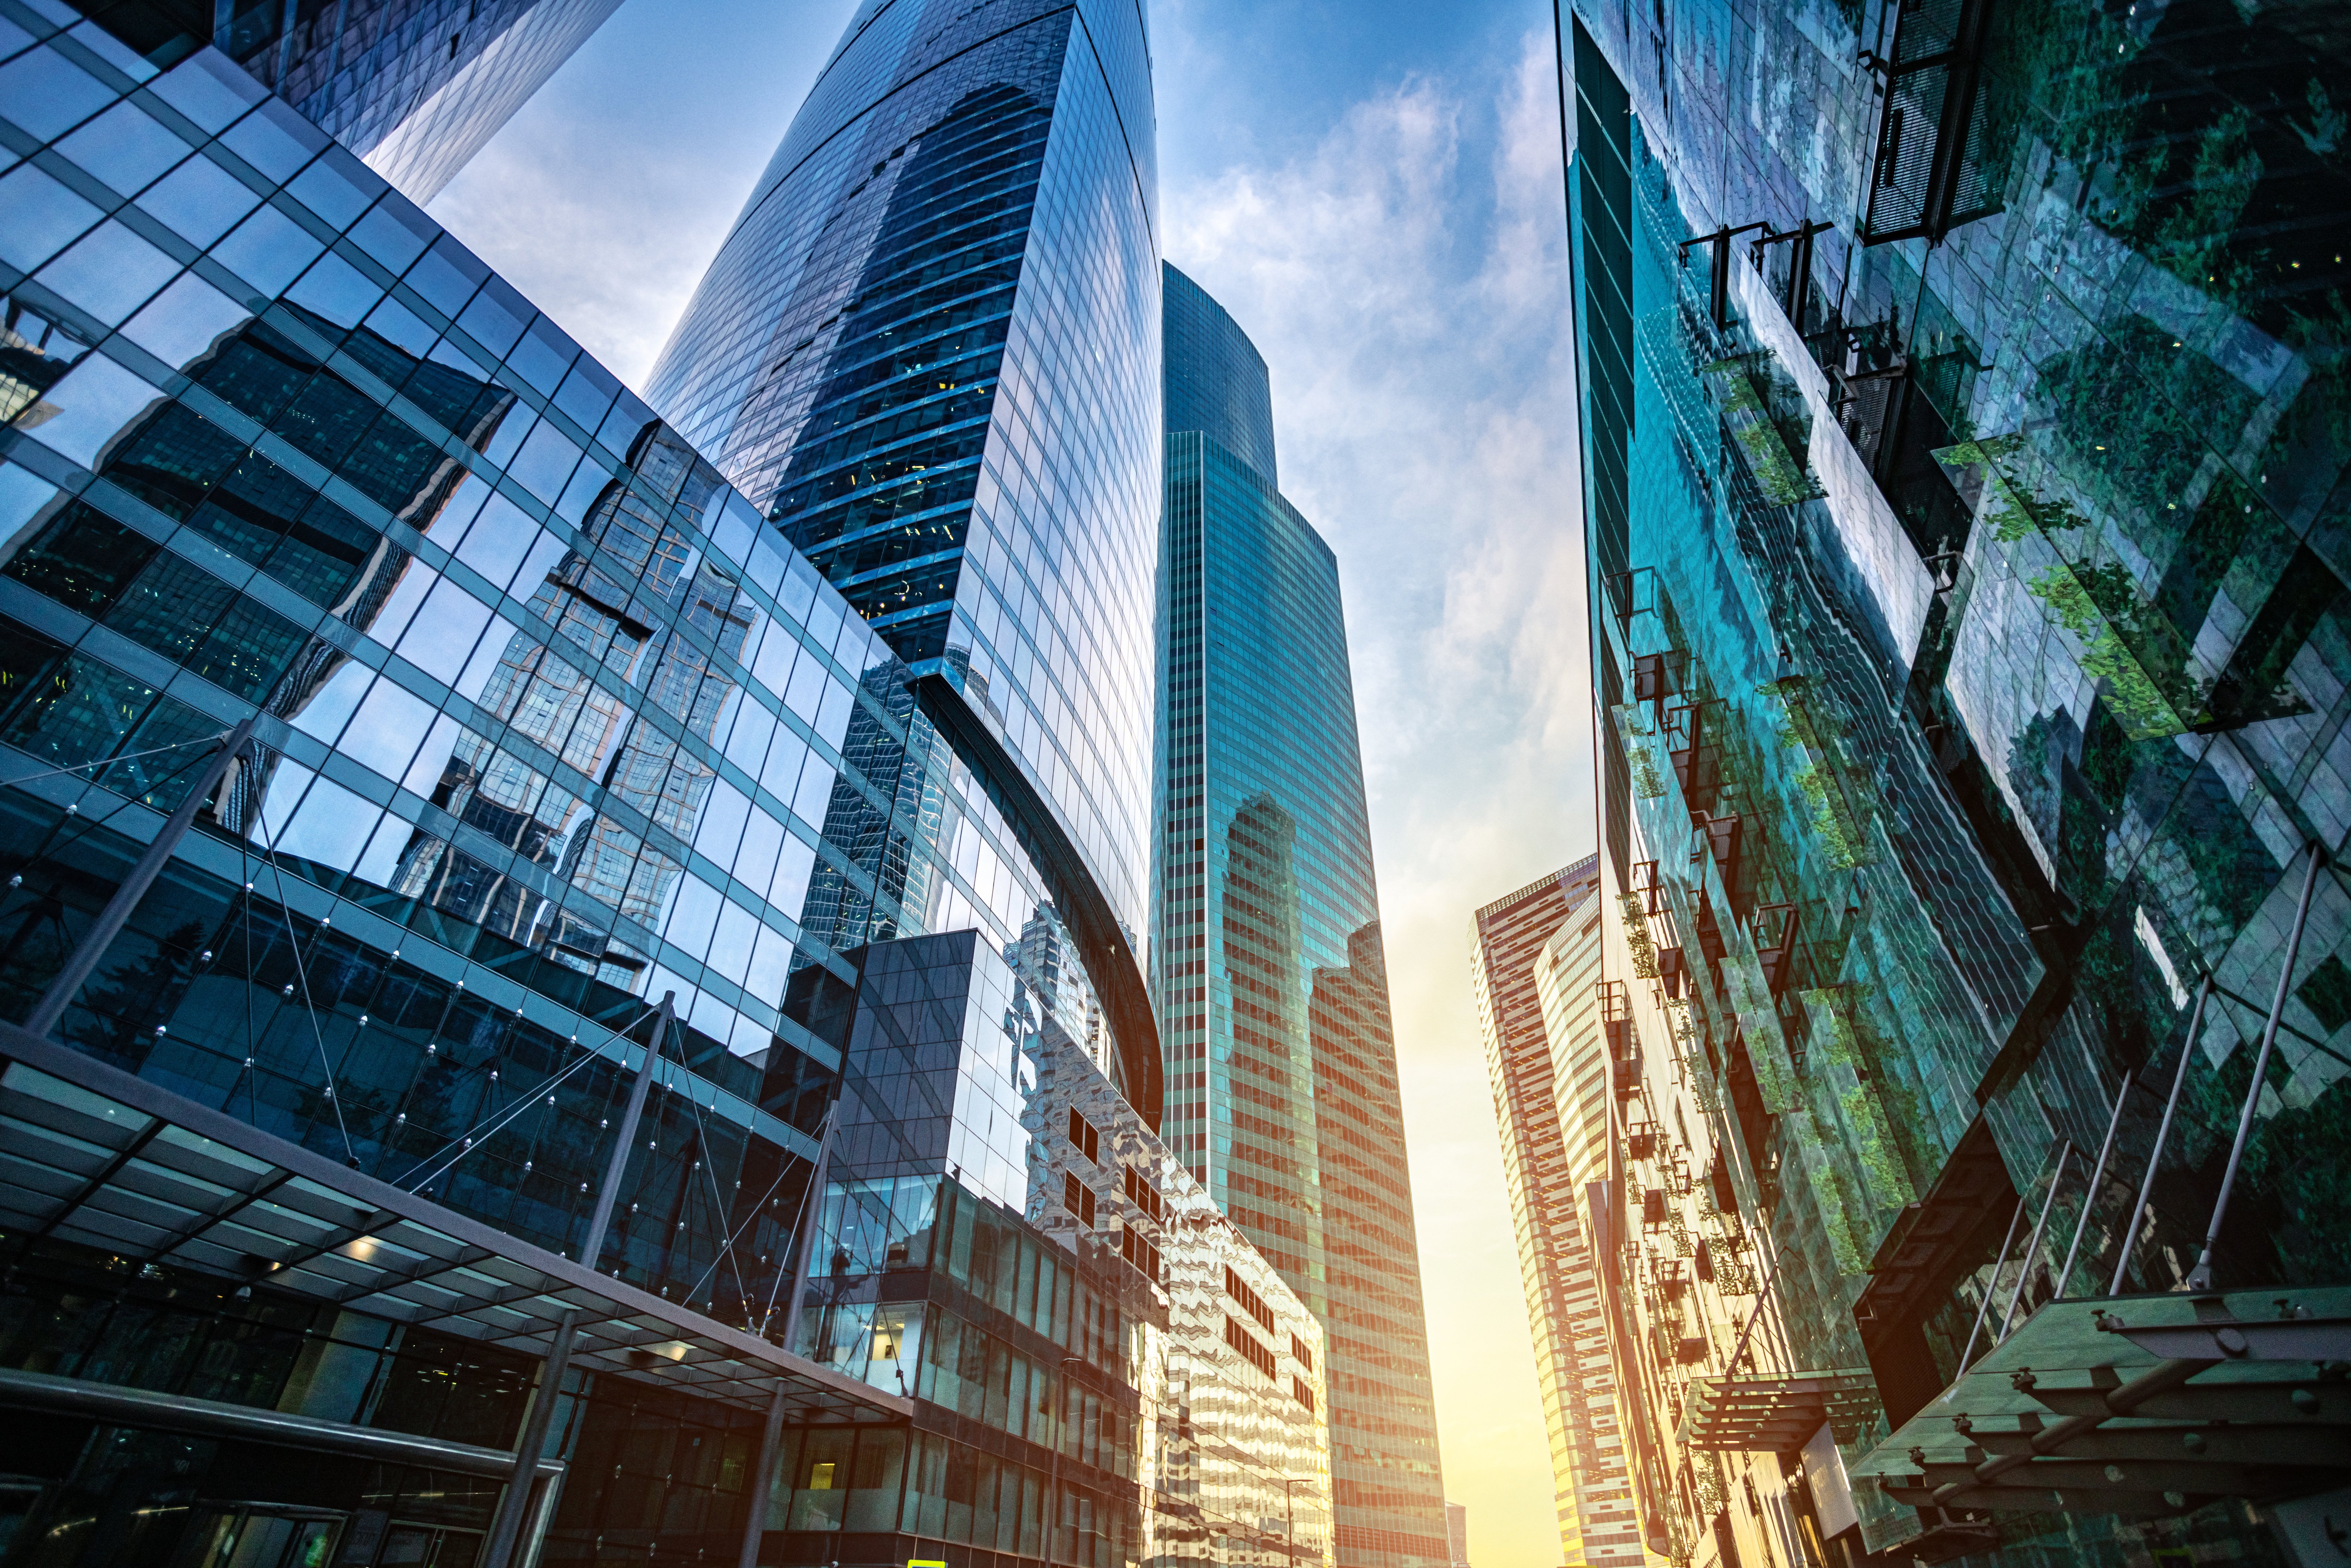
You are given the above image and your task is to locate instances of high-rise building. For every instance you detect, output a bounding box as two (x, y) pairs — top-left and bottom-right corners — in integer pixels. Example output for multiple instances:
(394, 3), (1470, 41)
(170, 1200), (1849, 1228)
(1443, 1501), (1467, 1568)
(0, 21), (1324, 1568)
(1156, 263), (1449, 1568)
(1471, 860), (1652, 1568)
(50, 0), (622, 200)
(643, 0), (1164, 1120)
(1557, 0), (2351, 1561)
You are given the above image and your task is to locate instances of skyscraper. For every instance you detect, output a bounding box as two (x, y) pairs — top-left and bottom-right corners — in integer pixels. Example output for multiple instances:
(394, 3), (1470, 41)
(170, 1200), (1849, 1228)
(1156, 263), (1449, 1568)
(644, 0), (1163, 1121)
(0, 18), (1326, 1568)
(1471, 860), (1651, 1568)
(50, 0), (623, 200)
(1557, 0), (2351, 1560)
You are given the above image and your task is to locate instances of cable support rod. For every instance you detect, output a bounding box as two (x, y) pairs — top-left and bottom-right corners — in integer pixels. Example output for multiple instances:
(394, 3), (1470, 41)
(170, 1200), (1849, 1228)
(0, 732), (233, 790)
(2110, 976), (2210, 1296)
(2190, 840), (2324, 1291)
(1957, 1191), (2029, 1372)
(393, 998), (663, 1193)
(2052, 1070), (2130, 1300)
(25, 721), (254, 1038)
(1996, 1140), (2072, 1342)
(250, 775), (357, 1163)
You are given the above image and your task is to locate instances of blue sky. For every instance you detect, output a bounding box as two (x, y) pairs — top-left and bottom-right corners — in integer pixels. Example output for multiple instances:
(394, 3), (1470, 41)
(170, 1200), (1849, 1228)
(432, 4), (1592, 1558)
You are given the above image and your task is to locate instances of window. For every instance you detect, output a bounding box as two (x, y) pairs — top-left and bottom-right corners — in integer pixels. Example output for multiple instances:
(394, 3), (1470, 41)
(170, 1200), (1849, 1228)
(1068, 1107), (1099, 1163)
(1123, 1165), (1162, 1221)
(1292, 1376), (1314, 1411)
(1119, 1224), (1160, 1281)
(1224, 1316), (1275, 1379)
(1290, 1334), (1312, 1372)
(1223, 1265), (1275, 1334)
(1063, 1171), (1095, 1226)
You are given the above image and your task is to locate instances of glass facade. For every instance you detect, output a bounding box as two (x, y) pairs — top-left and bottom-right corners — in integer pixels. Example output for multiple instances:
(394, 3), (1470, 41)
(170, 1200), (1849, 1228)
(643, 0), (1164, 1094)
(48, 0), (621, 201)
(1471, 859), (1650, 1568)
(771, 927), (1334, 1568)
(1156, 280), (1447, 1568)
(1160, 264), (1275, 490)
(1557, 0), (2351, 1558)
(0, 23), (1326, 1568)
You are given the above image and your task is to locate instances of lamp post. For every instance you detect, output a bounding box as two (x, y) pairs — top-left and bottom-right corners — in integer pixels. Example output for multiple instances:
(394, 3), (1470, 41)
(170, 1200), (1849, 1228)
(1273, 1475), (1318, 1565)
(1048, 1356), (1085, 1567)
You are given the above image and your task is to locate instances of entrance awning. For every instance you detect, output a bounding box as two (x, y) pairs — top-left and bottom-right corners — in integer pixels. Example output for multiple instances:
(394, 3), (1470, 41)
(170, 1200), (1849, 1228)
(1850, 1288), (2351, 1517)
(1678, 1368), (1880, 1451)
(0, 1023), (911, 1424)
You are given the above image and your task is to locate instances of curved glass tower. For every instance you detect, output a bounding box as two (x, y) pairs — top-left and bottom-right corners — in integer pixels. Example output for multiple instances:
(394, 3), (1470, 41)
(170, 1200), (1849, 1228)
(55, 0), (623, 201)
(645, 0), (1162, 1110)
(1155, 263), (1450, 1568)
(1162, 263), (1276, 485)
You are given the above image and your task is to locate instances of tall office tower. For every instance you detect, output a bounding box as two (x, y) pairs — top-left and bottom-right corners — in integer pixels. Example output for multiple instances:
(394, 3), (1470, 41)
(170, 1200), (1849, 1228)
(1471, 860), (1651, 1568)
(0, 26), (1322, 1568)
(50, 0), (621, 199)
(1560, 0), (2351, 1560)
(1156, 263), (1449, 1568)
(644, 0), (1163, 1121)
(1443, 1502), (1467, 1568)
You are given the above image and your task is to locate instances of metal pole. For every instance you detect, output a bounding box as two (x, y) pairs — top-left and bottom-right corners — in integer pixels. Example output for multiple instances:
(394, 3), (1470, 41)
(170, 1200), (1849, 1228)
(2110, 977), (2211, 1296)
(776, 1109), (835, 1357)
(736, 1381), (788, 1568)
(480, 1307), (577, 1568)
(1956, 1193), (2025, 1373)
(1047, 1357), (1081, 1567)
(579, 992), (672, 1274)
(26, 719), (255, 1037)
(2188, 842), (2324, 1292)
(1996, 1142), (2071, 1342)
(2052, 1071), (2131, 1300)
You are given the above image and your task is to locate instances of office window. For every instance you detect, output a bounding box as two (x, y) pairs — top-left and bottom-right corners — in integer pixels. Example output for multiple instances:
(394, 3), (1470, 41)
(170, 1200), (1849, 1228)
(1224, 1316), (1276, 1378)
(1123, 1164), (1162, 1220)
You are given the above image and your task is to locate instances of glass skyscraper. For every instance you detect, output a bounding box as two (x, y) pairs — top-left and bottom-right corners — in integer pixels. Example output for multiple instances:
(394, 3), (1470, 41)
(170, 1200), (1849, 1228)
(48, 0), (623, 200)
(643, 0), (1163, 1120)
(1154, 263), (1449, 1568)
(0, 19), (1325, 1568)
(1470, 858), (1648, 1568)
(1552, 0), (2351, 1559)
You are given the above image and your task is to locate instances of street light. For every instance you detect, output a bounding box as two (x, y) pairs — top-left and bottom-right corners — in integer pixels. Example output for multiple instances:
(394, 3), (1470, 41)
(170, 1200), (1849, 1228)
(1047, 1355), (1086, 1568)
(1274, 1475), (1319, 1565)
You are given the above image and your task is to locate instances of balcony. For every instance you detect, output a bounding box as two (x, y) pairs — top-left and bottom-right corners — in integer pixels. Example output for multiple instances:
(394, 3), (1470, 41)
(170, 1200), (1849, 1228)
(1858, 0), (2000, 245)
(1663, 702), (1724, 817)
(1679, 1368), (1881, 1453)
(1753, 903), (1800, 994)
(1694, 812), (1744, 892)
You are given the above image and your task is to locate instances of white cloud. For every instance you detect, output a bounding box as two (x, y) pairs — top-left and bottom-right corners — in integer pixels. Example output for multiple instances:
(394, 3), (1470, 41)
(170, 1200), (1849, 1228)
(1167, 32), (1591, 1564)
(431, 125), (746, 388)
(438, 16), (1592, 1557)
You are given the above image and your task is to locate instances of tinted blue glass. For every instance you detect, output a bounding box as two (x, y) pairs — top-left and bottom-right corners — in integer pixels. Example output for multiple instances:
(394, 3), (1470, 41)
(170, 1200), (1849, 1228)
(1557, 0), (2351, 1562)
(59, 0), (621, 201)
(1156, 276), (1444, 1568)
(1162, 262), (1276, 486)
(0, 40), (1072, 1300)
(645, 0), (1161, 987)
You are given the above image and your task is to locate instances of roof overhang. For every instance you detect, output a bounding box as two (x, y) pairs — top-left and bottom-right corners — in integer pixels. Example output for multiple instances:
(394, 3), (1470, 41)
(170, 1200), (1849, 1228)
(0, 1022), (913, 1424)
(1852, 1288), (2351, 1517)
